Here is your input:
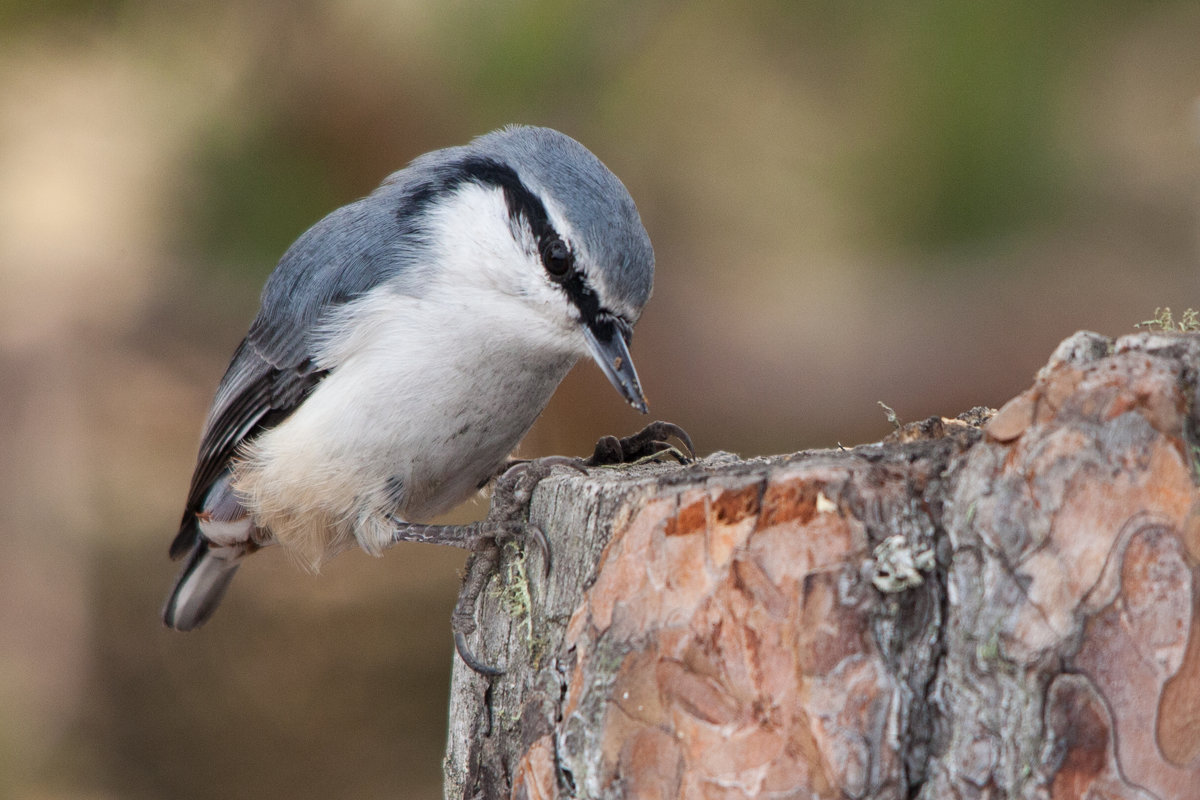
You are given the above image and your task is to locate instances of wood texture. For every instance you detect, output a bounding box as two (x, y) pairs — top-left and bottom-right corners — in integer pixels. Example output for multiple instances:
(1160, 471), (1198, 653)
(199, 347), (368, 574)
(444, 331), (1200, 800)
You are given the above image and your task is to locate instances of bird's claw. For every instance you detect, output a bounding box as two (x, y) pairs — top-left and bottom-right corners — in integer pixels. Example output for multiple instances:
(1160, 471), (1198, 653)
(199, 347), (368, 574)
(585, 420), (696, 467)
(453, 630), (504, 677)
(499, 455), (587, 486)
(493, 456), (586, 515)
(525, 523), (551, 577)
(451, 536), (505, 677)
(449, 518), (551, 676)
(453, 428), (693, 675)
(452, 462), (568, 675)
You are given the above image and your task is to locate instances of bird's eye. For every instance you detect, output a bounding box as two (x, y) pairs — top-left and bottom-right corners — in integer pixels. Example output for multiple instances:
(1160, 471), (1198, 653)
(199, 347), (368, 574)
(541, 238), (573, 278)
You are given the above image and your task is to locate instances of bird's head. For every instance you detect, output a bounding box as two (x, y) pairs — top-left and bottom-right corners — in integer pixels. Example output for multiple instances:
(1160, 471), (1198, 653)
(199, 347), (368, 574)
(402, 125), (654, 412)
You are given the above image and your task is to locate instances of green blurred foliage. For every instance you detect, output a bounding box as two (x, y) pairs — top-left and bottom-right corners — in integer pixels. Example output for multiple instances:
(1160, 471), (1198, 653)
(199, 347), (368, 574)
(0, 0), (128, 30)
(862, 1), (1075, 251)
(185, 123), (343, 280)
(451, 0), (603, 113)
(157, 0), (1185, 272)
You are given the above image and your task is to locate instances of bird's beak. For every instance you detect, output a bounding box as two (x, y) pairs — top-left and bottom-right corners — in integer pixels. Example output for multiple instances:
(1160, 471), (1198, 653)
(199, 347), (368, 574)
(583, 320), (648, 414)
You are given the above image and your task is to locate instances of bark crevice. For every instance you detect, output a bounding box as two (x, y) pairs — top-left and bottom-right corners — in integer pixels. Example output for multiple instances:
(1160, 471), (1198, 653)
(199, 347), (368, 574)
(443, 331), (1200, 800)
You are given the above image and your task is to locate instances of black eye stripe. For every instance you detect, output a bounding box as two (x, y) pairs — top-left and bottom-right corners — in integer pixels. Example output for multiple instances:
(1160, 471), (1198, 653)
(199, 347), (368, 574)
(409, 154), (620, 330)
(450, 156), (556, 249)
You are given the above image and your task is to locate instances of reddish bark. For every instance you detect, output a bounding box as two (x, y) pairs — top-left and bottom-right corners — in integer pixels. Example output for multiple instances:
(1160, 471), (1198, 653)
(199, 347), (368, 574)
(445, 331), (1200, 800)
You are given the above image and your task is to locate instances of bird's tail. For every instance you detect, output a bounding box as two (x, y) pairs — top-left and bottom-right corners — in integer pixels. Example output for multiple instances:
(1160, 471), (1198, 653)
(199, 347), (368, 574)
(162, 541), (243, 631)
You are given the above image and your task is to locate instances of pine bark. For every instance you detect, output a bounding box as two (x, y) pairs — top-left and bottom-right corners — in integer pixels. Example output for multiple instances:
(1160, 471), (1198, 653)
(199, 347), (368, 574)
(444, 331), (1200, 800)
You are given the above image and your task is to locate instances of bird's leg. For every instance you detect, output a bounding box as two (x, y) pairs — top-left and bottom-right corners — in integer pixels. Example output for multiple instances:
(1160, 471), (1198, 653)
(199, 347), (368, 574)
(406, 428), (693, 675)
(389, 517), (536, 677)
(585, 420), (696, 467)
(386, 518), (499, 549)
(393, 458), (579, 675)
(448, 427), (695, 673)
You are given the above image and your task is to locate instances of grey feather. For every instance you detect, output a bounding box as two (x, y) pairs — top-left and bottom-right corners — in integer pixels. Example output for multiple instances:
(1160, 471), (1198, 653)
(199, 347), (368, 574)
(162, 541), (242, 631)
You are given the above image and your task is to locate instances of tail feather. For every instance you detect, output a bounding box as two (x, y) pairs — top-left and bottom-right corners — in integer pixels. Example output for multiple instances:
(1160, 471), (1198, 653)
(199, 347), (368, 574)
(162, 542), (242, 631)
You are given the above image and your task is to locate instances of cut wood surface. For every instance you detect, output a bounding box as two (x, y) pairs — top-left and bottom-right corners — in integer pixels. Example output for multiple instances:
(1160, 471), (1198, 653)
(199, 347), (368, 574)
(444, 331), (1200, 800)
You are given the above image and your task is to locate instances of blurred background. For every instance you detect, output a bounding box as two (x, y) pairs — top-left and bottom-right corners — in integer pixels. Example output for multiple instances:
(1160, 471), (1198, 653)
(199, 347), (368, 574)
(1, 1), (1198, 797)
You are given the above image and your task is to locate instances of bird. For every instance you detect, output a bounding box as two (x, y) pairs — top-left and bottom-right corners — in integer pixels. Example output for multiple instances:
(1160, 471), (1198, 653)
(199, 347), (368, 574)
(163, 125), (664, 634)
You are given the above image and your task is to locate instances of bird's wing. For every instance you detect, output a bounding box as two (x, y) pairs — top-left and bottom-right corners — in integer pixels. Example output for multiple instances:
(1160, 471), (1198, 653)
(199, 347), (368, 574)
(171, 194), (422, 559)
(174, 339), (326, 532)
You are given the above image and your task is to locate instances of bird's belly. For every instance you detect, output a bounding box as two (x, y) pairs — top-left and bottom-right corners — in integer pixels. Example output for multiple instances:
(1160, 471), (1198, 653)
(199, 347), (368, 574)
(232, 337), (576, 568)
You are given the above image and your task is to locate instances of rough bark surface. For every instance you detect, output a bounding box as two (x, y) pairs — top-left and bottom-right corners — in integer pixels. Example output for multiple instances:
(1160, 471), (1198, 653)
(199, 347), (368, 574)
(443, 331), (1200, 800)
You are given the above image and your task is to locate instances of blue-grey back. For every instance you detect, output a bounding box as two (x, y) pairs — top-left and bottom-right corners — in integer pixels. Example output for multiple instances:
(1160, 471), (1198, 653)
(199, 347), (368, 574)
(248, 185), (428, 368)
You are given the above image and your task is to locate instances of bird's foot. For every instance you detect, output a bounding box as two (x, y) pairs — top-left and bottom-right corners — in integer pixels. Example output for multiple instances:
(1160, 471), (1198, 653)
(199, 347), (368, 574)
(488, 456), (586, 523)
(433, 431), (693, 675)
(445, 457), (583, 676)
(387, 457), (577, 551)
(451, 537), (508, 677)
(585, 420), (695, 467)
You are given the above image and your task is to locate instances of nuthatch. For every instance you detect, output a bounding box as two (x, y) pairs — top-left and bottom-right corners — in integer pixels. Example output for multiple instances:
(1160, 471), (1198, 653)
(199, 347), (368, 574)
(163, 126), (667, 646)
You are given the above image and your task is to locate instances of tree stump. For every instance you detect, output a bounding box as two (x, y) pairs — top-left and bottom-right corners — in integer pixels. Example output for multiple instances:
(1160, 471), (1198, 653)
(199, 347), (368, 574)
(444, 331), (1200, 800)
